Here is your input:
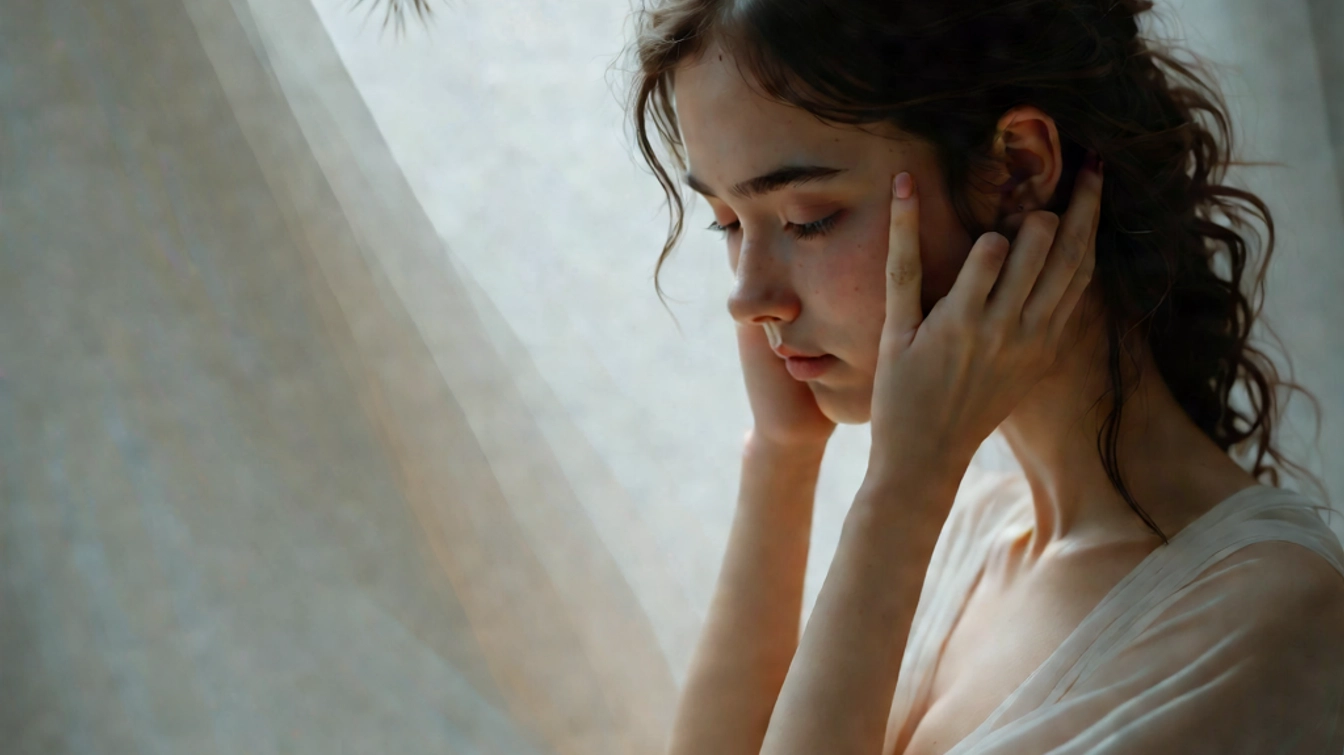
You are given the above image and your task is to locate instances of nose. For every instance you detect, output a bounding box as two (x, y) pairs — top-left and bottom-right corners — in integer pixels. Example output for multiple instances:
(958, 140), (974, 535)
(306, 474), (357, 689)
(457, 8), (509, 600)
(726, 236), (801, 326)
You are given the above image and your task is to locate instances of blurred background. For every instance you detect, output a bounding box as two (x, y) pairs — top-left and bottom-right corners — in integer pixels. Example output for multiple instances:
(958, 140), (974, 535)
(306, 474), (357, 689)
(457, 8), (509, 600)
(2, 0), (1341, 752)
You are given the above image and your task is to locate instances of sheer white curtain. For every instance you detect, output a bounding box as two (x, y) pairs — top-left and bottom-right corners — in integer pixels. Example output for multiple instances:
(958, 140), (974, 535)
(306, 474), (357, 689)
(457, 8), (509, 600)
(5, 0), (671, 752)
(3, 0), (1340, 752)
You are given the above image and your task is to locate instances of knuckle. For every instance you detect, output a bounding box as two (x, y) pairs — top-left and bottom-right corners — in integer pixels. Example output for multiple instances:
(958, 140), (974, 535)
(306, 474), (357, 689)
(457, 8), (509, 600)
(1078, 253), (1097, 280)
(981, 234), (1010, 265)
(1029, 211), (1061, 234)
(1064, 244), (1086, 269)
(983, 326), (1008, 353)
(983, 305), (1013, 331)
(1071, 227), (1091, 255)
(889, 259), (919, 288)
(1018, 337), (1044, 364)
(1059, 233), (1087, 266)
(947, 309), (976, 338)
(1035, 342), (1057, 366)
(1046, 337), (1063, 362)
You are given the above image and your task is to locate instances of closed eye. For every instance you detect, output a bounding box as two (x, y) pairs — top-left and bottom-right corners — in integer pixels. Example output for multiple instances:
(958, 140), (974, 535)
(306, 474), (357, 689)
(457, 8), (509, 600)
(707, 212), (842, 241)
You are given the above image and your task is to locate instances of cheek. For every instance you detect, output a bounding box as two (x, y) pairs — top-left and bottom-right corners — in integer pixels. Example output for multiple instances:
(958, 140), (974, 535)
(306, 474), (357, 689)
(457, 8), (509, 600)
(812, 226), (890, 361)
(815, 227), (886, 306)
(824, 210), (966, 328)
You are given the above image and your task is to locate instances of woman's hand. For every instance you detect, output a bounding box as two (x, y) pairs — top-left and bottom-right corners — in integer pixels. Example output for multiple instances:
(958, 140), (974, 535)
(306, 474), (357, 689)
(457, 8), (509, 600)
(736, 321), (837, 452)
(867, 154), (1104, 481)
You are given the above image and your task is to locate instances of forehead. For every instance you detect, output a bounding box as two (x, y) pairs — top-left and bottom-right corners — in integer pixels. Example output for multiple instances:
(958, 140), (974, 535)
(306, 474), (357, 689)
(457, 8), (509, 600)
(673, 42), (871, 182)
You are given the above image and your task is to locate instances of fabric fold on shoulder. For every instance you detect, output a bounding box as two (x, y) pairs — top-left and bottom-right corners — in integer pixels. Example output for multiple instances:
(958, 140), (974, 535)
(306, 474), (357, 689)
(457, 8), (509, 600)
(947, 485), (1344, 754)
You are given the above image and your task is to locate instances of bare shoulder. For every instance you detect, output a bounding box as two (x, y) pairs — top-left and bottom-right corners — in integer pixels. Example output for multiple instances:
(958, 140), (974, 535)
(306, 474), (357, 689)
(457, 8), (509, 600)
(1214, 537), (1338, 577)
(1232, 540), (1344, 591)
(1201, 539), (1344, 630)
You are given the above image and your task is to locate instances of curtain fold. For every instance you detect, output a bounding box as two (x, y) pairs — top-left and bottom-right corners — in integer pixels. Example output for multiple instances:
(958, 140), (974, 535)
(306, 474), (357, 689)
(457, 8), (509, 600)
(1, 0), (673, 752)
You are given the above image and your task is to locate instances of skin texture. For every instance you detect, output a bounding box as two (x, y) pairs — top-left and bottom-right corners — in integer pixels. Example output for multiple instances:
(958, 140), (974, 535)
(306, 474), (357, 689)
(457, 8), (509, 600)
(674, 39), (1260, 556)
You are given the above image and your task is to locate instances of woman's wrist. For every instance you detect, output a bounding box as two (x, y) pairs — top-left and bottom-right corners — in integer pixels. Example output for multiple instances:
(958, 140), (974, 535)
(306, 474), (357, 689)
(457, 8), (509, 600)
(848, 464), (962, 550)
(744, 427), (831, 462)
(864, 432), (973, 493)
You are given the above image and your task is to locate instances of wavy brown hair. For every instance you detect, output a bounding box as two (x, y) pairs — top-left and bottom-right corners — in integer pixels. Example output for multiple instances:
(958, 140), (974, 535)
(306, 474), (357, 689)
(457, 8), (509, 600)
(620, 0), (1329, 543)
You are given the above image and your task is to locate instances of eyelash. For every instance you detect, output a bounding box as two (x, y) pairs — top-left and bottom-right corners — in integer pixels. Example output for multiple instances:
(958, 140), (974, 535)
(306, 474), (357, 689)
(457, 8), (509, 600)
(706, 212), (841, 241)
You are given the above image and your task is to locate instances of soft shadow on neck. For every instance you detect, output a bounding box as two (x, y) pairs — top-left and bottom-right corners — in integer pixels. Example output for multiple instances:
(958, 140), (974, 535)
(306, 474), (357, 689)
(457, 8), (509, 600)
(996, 291), (1263, 559)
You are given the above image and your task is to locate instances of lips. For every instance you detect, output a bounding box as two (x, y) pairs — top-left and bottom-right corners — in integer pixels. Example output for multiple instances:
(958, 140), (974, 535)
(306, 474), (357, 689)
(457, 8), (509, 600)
(784, 354), (837, 381)
(773, 344), (827, 359)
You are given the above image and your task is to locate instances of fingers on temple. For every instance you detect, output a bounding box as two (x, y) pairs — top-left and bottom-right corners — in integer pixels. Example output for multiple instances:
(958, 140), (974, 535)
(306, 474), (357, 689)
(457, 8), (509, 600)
(1026, 165), (1102, 326)
(954, 231), (1011, 316)
(885, 173), (923, 334)
(992, 212), (1058, 317)
(1046, 174), (1104, 339)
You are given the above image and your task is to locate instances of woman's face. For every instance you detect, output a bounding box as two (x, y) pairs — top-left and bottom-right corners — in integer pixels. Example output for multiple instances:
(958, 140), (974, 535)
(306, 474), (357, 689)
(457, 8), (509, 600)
(673, 43), (1010, 425)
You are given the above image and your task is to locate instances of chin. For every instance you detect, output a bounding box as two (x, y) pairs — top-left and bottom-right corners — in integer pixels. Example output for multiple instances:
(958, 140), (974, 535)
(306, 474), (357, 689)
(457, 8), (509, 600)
(814, 384), (873, 426)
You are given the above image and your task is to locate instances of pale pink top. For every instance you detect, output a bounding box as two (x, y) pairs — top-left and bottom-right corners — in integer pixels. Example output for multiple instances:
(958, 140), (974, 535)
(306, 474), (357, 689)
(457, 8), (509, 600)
(889, 470), (1344, 754)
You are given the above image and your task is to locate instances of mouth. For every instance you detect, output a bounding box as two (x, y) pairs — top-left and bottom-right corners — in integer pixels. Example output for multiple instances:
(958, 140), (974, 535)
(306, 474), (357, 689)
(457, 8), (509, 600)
(785, 354), (837, 381)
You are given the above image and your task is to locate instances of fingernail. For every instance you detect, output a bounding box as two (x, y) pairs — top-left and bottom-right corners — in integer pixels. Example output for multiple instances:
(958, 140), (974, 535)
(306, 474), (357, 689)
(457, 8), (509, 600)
(894, 172), (913, 200)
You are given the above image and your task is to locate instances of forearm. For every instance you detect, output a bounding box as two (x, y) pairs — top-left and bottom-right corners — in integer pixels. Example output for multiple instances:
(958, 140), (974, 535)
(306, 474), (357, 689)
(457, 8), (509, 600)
(666, 431), (827, 755)
(759, 468), (962, 755)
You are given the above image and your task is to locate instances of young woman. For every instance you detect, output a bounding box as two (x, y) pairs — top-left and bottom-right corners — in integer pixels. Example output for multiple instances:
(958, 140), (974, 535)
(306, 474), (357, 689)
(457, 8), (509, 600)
(623, 1), (1344, 753)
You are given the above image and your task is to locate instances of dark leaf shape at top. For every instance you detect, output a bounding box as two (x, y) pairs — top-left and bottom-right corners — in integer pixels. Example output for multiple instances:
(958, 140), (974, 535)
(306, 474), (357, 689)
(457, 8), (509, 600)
(348, 0), (437, 35)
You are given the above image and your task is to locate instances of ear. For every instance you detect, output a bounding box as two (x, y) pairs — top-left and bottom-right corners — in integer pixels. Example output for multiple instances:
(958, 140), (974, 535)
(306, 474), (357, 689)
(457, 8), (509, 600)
(989, 106), (1064, 223)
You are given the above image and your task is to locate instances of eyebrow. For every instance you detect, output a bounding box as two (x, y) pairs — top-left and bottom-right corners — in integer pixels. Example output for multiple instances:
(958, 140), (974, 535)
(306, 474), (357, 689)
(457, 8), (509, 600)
(684, 164), (849, 200)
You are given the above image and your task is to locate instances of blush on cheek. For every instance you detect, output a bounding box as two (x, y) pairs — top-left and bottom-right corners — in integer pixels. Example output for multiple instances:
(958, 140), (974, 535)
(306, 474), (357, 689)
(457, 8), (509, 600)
(823, 257), (875, 302)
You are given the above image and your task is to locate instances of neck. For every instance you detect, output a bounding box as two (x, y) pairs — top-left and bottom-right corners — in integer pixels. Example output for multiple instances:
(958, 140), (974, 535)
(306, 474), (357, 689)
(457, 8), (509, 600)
(997, 295), (1238, 558)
